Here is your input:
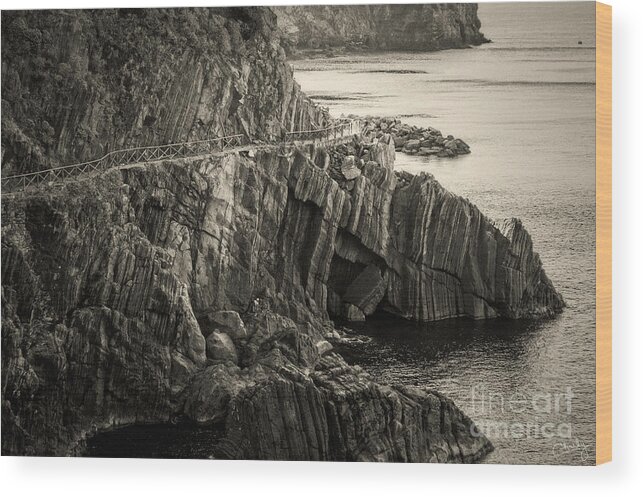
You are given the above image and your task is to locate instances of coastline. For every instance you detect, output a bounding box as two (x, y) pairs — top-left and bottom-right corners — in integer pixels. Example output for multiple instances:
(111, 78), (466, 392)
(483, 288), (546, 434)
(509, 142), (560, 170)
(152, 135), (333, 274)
(285, 39), (492, 60)
(1, 5), (579, 463)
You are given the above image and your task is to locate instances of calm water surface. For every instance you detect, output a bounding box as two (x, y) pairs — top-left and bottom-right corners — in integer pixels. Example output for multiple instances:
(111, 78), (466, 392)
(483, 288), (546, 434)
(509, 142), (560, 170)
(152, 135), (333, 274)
(294, 2), (596, 465)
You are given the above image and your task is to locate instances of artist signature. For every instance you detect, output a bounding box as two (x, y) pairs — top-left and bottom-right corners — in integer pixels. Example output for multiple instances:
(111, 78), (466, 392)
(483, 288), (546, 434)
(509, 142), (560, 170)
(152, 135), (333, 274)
(551, 438), (592, 463)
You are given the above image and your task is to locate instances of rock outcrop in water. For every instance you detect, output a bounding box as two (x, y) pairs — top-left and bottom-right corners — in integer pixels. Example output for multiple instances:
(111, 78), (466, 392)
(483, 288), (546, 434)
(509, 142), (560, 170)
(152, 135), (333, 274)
(188, 309), (489, 462)
(386, 171), (564, 321)
(274, 4), (488, 55)
(2, 140), (561, 456)
(322, 139), (564, 322)
(0, 154), (493, 461)
(362, 117), (472, 158)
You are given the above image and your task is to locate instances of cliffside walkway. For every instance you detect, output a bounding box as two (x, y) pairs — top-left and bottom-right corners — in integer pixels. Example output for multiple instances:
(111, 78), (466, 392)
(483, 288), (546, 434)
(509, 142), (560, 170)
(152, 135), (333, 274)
(1, 118), (361, 195)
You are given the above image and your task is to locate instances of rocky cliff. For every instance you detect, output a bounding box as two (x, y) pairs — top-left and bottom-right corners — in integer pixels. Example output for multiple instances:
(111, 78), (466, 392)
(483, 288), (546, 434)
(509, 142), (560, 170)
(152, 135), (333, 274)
(274, 4), (488, 54)
(1, 8), (328, 176)
(1, 6), (559, 461)
(2, 149), (493, 461)
(321, 136), (564, 322)
(2, 138), (561, 457)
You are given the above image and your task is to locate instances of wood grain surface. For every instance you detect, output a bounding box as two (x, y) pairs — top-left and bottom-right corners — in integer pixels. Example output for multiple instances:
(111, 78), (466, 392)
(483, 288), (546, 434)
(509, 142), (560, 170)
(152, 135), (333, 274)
(596, 1), (612, 465)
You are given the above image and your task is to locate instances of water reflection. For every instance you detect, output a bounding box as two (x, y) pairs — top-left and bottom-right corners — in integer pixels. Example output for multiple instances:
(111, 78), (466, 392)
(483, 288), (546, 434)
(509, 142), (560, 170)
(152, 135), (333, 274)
(334, 311), (594, 465)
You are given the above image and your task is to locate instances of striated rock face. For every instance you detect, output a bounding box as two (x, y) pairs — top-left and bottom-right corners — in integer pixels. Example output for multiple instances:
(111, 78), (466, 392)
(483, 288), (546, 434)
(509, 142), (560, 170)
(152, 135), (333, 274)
(274, 4), (488, 54)
(1, 169), (492, 459)
(213, 351), (490, 462)
(183, 308), (490, 462)
(2, 138), (559, 456)
(324, 139), (564, 322)
(385, 172), (564, 321)
(1, 8), (329, 176)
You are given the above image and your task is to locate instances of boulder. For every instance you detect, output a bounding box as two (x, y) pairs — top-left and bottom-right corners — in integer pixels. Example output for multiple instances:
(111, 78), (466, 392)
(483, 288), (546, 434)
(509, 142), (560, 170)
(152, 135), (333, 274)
(183, 364), (244, 424)
(206, 310), (247, 340)
(454, 139), (470, 154)
(315, 339), (333, 356)
(403, 139), (421, 152)
(344, 303), (366, 322)
(341, 155), (361, 180)
(437, 149), (456, 157)
(170, 352), (198, 394)
(393, 135), (407, 148)
(206, 332), (238, 363)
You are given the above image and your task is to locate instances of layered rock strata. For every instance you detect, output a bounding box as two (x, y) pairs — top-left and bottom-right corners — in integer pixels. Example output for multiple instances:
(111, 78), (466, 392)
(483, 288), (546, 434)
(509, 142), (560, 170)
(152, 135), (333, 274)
(187, 311), (491, 462)
(2, 138), (561, 456)
(385, 171), (564, 320)
(317, 137), (563, 322)
(0, 159), (492, 460)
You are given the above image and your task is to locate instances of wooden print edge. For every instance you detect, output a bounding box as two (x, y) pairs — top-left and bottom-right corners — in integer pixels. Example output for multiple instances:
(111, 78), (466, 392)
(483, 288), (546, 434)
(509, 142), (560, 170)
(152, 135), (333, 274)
(595, 1), (612, 465)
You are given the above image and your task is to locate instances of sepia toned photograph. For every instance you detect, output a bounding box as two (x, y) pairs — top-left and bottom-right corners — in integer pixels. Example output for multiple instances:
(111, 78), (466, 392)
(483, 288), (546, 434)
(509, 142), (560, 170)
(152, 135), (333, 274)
(1, 2), (606, 465)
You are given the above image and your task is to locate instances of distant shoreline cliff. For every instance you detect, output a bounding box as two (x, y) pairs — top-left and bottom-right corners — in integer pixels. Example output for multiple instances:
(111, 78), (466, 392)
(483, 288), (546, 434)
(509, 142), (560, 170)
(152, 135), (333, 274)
(273, 4), (489, 55)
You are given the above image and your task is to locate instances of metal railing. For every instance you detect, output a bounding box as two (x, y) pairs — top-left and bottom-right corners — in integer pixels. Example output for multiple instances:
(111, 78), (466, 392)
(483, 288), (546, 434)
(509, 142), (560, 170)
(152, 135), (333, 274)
(284, 118), (361, 143)
(1, 119), (361, 194)
(1, 134), (247, 193)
